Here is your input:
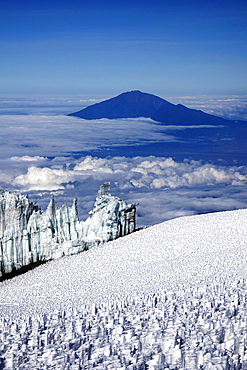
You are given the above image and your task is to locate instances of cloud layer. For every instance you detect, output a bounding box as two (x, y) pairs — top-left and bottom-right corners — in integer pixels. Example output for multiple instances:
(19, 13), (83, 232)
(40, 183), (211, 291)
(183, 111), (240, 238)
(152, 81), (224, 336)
(0, 97), (247, 227)
(0, 114), (178, 159)
(12, 156), (247, 191)
(2, 155), (246, 227)
(1, 94), (246, 120)
(168, 95), (247, 121)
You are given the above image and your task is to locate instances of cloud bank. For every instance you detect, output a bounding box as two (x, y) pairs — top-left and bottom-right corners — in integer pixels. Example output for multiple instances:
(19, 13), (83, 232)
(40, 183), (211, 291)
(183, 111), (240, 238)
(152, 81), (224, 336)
(168, 95), (247, 121)
(12, 156), (247, 191)
(0, 97), (247, 227)
(1, 94), (247, 121)
(0, 114), (178, 159)
(3, 155), (246, 227)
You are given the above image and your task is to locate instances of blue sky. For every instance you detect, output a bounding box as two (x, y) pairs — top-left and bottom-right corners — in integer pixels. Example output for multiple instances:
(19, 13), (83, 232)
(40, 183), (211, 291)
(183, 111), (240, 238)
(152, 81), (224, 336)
(1, 0), (247, 96)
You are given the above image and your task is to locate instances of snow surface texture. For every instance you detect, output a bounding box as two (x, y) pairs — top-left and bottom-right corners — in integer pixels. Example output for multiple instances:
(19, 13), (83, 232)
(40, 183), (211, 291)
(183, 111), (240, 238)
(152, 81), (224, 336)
(0, 209), (247, 368)
(0, 183), (136, 276)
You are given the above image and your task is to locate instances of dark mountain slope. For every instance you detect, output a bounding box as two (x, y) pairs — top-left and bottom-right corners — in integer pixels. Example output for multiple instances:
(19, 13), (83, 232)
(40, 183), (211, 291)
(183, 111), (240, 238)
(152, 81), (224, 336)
(68, 90), (230, 126)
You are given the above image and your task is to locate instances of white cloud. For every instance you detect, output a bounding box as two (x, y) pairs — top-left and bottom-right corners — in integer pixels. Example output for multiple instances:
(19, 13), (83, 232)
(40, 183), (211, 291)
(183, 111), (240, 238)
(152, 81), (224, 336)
(10, 155), (247, 195)
(127, 157), (247, 189)
(0, 115), (180, 161)
(74, 157), (114, 173)
(167, 94), (247, 121)
(7, 155), (247, 228)
(0, 113), (229, 166)
(12, 166), (74, 191)
(0, 171), (12, 184)
(10, 155), (47, 162)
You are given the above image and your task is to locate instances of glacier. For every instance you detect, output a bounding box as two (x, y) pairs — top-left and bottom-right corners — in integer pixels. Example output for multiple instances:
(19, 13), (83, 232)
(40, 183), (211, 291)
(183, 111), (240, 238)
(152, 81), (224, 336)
(0, 209), (247, 369)
(0, 182), (136, 277)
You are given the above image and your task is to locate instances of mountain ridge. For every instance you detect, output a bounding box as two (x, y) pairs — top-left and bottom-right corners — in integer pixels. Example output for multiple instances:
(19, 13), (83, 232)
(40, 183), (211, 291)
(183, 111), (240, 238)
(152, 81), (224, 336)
(68, 90), (231, 126)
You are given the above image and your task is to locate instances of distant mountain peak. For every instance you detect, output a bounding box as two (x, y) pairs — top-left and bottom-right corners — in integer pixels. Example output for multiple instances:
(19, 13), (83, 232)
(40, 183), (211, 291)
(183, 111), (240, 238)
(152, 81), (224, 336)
(68, 90), (228, 126)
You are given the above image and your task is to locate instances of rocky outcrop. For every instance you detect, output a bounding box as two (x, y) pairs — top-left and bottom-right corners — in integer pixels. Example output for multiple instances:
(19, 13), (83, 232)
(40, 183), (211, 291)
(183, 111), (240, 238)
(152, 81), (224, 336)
(0, 183), (137, 277)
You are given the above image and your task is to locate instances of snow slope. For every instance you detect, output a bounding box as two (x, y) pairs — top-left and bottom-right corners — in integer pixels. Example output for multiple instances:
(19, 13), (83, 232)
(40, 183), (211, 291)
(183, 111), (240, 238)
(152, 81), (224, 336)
(1, 209), (247, 369)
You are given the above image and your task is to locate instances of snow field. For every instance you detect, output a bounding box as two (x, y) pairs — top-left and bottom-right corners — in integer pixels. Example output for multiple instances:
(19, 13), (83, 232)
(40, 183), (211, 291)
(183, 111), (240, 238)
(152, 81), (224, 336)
(1, 281), (247, 369)
(1, 209), (247, 368)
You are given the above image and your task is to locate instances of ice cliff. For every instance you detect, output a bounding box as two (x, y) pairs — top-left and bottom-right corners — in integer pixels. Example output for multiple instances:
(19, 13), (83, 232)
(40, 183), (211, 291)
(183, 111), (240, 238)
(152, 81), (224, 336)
(0, 183), (136, 277)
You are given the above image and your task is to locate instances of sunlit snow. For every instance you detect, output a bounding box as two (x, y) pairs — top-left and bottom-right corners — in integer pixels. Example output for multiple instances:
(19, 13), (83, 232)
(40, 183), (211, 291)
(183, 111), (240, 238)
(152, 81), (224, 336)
(0, 209), (247, 368)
